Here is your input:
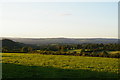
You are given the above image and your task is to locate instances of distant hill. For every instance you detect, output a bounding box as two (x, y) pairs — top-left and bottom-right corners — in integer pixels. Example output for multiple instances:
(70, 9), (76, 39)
(1, 37), (118, 45)
(2, 39), (25, 50)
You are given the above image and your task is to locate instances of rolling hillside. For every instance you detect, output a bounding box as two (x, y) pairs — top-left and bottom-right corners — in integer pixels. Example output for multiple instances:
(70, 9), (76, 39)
(1, 37), (118, 45)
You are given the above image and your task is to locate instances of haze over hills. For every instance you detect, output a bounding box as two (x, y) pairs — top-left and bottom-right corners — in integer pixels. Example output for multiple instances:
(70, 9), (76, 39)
(1, 37), (118, 45)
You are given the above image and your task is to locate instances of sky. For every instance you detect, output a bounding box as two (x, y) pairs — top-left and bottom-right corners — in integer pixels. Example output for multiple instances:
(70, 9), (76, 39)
(0, 1), (118, 38)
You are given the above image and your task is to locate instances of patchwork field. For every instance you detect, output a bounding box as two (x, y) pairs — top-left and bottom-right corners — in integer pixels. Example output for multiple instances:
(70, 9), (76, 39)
(2, 53), (119, 79)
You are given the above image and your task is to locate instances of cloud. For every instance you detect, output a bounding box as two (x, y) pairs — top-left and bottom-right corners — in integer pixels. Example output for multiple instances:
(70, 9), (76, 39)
(60, 13), (72, 16)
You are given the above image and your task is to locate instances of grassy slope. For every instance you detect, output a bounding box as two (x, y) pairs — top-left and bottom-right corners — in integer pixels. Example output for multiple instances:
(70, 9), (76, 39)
(2, 53), (119, 79)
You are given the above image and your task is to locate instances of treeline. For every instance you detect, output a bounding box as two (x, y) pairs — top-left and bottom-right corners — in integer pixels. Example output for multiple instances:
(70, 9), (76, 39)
(36, 43), (120, 51)
(32, 50), (120, 58)
(2, 39), (120, 58)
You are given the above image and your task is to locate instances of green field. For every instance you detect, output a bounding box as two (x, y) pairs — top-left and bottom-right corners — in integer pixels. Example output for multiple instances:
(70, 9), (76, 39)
(107, 51), (120, 54)
(67, 49), (82, 53)
(2, 53), (119, 79)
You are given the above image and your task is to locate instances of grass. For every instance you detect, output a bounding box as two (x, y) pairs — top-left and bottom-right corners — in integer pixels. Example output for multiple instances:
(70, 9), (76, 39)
(2, 53), (119, 79)
(107, 51), (120, 54)
(67, 49), (82, 53)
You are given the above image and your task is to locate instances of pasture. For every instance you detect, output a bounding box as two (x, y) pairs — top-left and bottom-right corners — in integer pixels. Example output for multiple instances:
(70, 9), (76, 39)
(67, 49), (82, 53)
(2, 53), (119, 79)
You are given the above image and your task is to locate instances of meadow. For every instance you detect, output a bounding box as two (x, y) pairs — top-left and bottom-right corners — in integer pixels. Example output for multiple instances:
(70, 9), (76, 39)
(67, 49), (82, 53)
(2, 53), (119, 79)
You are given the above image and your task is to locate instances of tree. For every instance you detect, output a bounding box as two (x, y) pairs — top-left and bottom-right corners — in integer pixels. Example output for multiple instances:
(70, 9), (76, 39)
(2, 47), (8, 53)
(21, 47), (31, 53)
(80, 49), (85, 54)
(28, 47), (33, 52)
(98, 51), (108, 57)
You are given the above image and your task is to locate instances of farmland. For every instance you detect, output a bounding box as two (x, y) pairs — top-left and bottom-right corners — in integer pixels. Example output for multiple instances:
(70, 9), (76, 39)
(2, 53), (119, 79)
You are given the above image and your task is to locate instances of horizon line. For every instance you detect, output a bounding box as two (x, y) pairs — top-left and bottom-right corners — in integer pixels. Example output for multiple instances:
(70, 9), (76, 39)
(1, 36), (118, 39)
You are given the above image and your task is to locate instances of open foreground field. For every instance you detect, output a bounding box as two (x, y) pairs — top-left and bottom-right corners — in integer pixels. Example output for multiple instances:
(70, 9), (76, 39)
(2, 53), (119, 79)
